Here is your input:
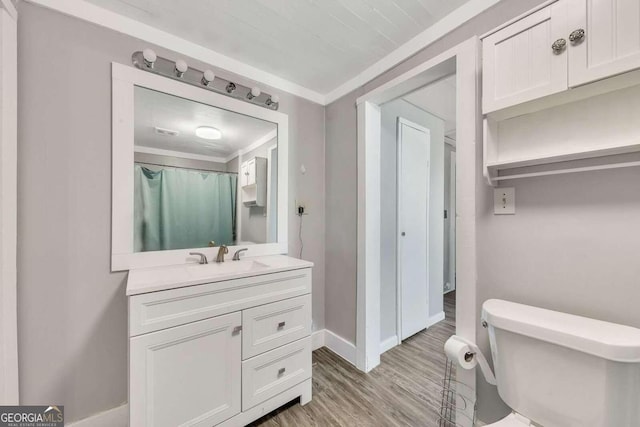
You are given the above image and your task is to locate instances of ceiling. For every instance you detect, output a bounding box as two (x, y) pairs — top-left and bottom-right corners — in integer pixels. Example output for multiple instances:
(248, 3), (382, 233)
(86, 0), (470, 94)
(134, 86), (276, 159)
(403, 75), (456, 138)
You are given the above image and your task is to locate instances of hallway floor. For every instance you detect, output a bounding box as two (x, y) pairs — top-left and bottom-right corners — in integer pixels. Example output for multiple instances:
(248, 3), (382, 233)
(251, 291), (456, 427)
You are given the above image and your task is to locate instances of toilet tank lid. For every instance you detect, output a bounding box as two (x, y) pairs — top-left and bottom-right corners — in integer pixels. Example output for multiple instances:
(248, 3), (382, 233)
(482, 299), (640, 363)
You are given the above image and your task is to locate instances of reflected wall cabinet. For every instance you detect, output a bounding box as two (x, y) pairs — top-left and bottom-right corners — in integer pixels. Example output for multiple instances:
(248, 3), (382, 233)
(483, 0), (640, 114)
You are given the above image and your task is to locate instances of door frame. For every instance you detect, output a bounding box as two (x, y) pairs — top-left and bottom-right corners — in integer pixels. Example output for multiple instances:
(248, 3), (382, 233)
(355, 37), (480, 395)
(396, 118), (431, 342)
(0, 0), (18, 405)
(447, 150), (456, 293)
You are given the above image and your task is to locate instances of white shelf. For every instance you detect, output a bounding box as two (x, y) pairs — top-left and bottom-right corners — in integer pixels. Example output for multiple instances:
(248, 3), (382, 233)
(487, 142), (640, 171)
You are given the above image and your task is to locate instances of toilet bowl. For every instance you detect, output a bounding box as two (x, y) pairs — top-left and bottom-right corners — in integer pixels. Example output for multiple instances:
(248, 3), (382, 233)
(481, 299), (640, 427)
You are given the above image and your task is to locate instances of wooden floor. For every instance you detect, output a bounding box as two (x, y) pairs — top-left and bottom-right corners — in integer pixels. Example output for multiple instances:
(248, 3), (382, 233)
(250, 291), (456, 427)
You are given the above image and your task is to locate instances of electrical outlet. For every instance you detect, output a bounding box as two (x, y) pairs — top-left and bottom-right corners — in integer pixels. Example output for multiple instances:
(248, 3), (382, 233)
(494, 187), (515, 215)
(295, 200), (308, 215)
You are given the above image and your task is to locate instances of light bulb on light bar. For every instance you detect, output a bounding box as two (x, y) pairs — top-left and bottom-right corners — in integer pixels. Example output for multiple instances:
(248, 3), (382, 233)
(266, 95), (280, 106)
(142, 48), (157, 68)
(195, 126), (222, 140)
(175, 59), (188, 78)
(247, 86), (261, 100)
(201, 70), (215, 86)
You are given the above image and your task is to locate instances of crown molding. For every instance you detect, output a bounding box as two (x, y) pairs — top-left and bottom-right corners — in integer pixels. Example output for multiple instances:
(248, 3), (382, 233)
(324, 0), (501, 105)
(26, 0), (501, 106)
(25, 0), (326, 105)
(1, 0), (18, 19)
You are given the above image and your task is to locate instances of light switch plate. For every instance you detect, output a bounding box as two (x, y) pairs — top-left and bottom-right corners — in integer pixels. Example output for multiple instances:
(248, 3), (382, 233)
(494, 187), (515, 215)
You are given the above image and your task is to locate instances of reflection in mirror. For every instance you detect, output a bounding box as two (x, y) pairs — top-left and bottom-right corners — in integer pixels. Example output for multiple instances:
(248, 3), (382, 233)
(133, 86), (278, 252)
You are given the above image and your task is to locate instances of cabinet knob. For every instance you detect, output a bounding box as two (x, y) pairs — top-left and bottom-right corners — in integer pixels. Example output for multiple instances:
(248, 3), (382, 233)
(569, 28), (585, 44)
(278, 367), (286, 376)
(232, 326), (242, 335)
(277, 321), (286, 329)
(552, 38), (567, 54)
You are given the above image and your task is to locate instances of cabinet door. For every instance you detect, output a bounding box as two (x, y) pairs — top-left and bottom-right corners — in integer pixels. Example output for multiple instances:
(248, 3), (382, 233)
(247, 159), (256, 185)
(483, 1), (569, 113)
(568, 0), (640, 87)
(130, 313), (241, 427)
(240, 162), (248, 186)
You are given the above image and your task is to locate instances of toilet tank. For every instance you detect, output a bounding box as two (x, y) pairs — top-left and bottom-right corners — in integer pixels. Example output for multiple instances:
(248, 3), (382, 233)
(482, 299), (640, 427)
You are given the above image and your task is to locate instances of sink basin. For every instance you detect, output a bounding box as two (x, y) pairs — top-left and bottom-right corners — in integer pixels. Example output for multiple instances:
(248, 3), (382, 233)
(186, 260), (269, 280)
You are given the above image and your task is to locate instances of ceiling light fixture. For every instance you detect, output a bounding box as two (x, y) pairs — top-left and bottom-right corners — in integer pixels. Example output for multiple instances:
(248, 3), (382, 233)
(195, 126), (222, 140)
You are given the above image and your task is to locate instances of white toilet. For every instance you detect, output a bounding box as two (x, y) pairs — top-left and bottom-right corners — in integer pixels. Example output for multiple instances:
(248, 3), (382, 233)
(481, 299), (640, 427)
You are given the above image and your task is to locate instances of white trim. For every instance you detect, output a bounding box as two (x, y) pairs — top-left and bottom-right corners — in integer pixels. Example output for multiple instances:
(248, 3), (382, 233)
(111, 63), (289, 271)
(67, 404), (128, 427)
(311, 329), (325, 351)
(356, 38), (480, 397)
(325, 0), (501, 104)
(25, 0), (325, 104)
(380, 335), (399, 354)
(324, 330), (357, 366)
(134, 145), (227, 164)
(427, 311), (446, 328)
(0, 0), (17, 20)
(0, 5), (18, 405)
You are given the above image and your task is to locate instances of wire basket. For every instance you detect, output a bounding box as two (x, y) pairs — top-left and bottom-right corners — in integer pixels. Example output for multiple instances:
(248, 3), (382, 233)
(438, 360), (477, 427)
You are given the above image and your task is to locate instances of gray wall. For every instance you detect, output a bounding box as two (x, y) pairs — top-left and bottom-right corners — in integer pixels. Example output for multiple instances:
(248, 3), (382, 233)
(379, 99), (445, 343)
(17, 3), (325, 423)
(134, 152), (227, 172)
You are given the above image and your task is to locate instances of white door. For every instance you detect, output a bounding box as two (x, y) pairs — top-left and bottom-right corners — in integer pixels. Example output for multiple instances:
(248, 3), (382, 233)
(397, 118), (430, 341)
(0, 1), (18, 405)
(568, 0), (640, 87)
(482, 0), (569, 113)
(130, 313), (242, 427)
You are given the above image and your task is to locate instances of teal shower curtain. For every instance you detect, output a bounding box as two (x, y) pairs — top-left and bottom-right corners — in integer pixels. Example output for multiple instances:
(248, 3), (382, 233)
(134, 165), (237, 252)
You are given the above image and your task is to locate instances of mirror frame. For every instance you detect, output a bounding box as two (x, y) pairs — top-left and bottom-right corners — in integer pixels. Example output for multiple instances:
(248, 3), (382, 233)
(111, 63), (289, 271)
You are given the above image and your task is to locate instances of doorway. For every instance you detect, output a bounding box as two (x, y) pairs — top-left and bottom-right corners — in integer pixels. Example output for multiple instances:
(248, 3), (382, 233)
(355, 38), (480, 396)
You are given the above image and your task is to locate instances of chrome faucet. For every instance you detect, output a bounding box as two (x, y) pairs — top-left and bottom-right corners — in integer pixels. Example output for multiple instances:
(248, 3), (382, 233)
(233, 248), (248, 261)
(215, 245), (228, 263)
(189, 252), (208, 264)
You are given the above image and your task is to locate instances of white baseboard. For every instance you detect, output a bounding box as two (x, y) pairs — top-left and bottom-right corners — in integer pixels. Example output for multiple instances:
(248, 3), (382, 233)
(311, 329), (325, 350)
(67, 403), (128, 427)
(323, 329), (357, 366)
(427, 311), (446, 328)
(380, 335), (399, 354)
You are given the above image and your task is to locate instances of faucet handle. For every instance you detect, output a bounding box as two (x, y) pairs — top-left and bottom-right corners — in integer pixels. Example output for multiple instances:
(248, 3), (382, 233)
(233, 248), (248, 261)
(189, 252), (208, 264)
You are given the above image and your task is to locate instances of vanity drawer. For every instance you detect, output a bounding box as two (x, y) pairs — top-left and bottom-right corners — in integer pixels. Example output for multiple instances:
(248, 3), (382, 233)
(129, 268), (311, 336)
(242, 295), (311, 359)
(242, 337), (312, 410)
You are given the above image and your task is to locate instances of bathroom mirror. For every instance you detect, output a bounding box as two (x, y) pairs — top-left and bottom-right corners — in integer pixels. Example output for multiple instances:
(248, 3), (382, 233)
(112, 63), (288, 271)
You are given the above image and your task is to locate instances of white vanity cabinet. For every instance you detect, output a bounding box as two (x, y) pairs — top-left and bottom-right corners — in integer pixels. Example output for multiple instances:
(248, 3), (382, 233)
(483, 0), (640, 114)
(127, 256), (313, 427)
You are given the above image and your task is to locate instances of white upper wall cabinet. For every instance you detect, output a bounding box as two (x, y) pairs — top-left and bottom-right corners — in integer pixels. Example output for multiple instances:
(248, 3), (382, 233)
(568, 0), (640, 87)
(483, 1), (569, 113)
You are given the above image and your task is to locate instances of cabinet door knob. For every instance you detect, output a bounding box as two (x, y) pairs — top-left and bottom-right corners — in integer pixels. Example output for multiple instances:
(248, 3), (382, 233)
(232, 326), (242, 335)
(552, 38), (567, 54)
(277, 321), (286, 329)
(278, 367), (286, 376)
(569, 28), (585, 44)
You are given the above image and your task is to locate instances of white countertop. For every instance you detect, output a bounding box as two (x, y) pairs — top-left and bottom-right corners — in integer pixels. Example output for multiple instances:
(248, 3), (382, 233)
(126, 255), (313, 296)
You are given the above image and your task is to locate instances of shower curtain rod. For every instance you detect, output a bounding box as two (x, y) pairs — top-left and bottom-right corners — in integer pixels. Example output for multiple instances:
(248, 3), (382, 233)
(136, 162), (239, 175)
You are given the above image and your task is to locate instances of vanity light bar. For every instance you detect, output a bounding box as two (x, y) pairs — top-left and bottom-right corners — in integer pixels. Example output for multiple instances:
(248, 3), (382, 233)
(132, 49), (280, 111)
